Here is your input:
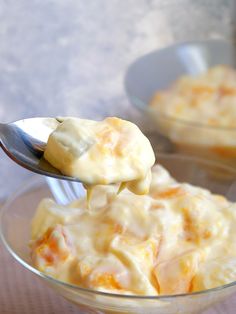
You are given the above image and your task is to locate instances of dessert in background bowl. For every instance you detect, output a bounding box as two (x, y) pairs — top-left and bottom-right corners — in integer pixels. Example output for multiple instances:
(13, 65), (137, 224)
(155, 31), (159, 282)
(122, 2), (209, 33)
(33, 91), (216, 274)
(1, 154), (236, 314)
(125, 40), (236, 167)
(149, 65), (236, 165)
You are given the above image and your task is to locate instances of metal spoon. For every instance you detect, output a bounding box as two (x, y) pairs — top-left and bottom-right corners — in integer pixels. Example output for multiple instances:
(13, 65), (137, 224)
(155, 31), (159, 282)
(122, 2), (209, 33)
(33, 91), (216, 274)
(0, 117), (85, 182)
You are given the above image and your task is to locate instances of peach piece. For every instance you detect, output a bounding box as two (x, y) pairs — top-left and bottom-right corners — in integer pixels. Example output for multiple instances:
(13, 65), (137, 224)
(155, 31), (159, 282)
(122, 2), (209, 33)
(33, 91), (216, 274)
(31, 225), (72, 270)
(152, 186), (186, 199)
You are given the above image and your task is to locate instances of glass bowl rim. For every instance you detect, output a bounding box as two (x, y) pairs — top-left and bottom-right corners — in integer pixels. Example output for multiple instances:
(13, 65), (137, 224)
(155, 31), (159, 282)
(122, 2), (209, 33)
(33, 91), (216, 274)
(1, 153), (236, 301)
(126, 38), (236, 131)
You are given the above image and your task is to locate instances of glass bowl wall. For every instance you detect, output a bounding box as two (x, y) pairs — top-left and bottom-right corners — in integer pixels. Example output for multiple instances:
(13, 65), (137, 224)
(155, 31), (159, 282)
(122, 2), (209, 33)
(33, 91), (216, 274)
(1, 154), (236, 314)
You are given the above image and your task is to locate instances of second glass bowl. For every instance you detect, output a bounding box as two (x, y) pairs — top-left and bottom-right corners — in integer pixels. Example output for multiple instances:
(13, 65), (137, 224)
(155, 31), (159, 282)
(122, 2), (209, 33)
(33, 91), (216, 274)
(125, 40), (236, 167)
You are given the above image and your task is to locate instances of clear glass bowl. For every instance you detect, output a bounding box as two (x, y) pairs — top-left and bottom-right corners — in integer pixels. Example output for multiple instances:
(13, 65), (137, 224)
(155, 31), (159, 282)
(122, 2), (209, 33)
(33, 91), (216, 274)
(1, 154), (236, 314)
(125, 40), (236, 167)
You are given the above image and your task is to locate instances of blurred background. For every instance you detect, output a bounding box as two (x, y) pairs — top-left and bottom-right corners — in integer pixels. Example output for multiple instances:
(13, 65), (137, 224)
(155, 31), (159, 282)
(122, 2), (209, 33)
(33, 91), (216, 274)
(0, 0), (234, 201)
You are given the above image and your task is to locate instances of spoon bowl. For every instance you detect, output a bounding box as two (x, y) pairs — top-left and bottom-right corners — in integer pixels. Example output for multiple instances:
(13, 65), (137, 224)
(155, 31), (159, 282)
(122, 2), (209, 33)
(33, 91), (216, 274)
(0, 117), (84, 182)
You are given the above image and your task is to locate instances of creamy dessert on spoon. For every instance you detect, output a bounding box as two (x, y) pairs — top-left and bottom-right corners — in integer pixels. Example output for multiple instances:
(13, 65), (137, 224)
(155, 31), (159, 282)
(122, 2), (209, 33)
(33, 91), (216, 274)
(0, 116), (155, 195)
(44, 117), (155, 196)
